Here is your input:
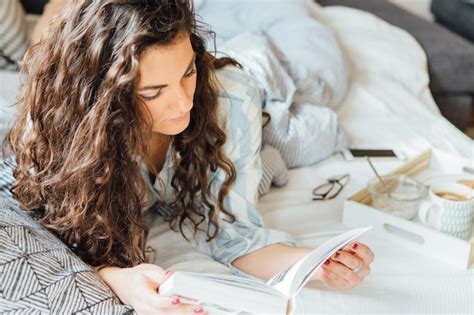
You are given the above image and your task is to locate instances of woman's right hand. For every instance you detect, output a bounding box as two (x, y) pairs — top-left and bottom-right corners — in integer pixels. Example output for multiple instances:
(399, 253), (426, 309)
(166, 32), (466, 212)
(96, 263), (207, 315)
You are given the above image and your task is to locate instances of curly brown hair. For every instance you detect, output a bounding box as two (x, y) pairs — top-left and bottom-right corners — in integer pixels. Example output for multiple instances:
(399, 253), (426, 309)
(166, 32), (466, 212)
(2, 0), (239, 269)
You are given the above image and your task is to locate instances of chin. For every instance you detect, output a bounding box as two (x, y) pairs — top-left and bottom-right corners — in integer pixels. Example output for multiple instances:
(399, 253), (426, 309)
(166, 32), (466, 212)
(156, 114), (191, 135)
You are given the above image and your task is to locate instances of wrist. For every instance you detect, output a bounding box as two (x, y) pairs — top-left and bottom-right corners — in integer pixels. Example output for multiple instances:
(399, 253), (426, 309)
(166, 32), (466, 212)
(96, 266), (132, 304)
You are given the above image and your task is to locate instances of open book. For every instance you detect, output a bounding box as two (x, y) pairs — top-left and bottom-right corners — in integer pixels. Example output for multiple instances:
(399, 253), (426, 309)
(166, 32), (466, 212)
(159, 227), (372, 314)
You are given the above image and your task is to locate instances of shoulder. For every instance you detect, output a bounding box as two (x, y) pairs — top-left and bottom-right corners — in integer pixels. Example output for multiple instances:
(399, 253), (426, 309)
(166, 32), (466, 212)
(213, 65), (262, 136)
(214, 65), (261, 109)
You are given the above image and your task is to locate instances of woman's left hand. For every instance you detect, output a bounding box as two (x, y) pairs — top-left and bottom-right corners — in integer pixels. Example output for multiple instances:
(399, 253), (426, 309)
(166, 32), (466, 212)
(314, 242), (374, 290)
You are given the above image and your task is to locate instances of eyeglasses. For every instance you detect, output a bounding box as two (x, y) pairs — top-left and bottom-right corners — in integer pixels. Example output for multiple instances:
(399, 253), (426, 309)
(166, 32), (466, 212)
(312, 174), (350, 201)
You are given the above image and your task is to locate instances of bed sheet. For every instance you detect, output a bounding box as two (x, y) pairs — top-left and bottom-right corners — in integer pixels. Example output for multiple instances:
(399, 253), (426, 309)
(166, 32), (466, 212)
(257, 2), (473, 313)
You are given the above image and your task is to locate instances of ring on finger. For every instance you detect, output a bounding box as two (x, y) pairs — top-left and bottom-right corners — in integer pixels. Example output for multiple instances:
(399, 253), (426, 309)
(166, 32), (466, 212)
(352, 258), (363, 274)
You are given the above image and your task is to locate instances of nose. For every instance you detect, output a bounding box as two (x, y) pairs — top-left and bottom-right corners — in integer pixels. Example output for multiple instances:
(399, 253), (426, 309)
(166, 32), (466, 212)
(174, 87), (193, 113)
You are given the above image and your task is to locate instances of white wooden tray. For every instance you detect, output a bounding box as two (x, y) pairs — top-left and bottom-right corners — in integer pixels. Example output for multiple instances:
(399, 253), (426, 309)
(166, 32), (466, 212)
(342, 149), (474, 269)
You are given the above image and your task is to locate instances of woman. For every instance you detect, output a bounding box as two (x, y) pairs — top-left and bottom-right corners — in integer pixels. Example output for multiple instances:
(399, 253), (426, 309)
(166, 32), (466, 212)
(2, 1), (374, 314)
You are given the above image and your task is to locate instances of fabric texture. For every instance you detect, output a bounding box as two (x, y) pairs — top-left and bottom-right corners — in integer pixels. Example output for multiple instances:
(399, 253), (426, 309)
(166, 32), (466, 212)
(0, 156), (15, 200)
(0, 0), (29, 70)
(0, 196), (134, 314)
(198, 0), (349, 109)
(0, 96), (17, 146)
(258, 145), (289, 196)
(218, 32), (348, 168)
(431, 0), (474, 42)
(197, 0), (350, 167)
(142, 66), (297, 271)
(316, 0), (474, 130)
(317, 0), (474, 96)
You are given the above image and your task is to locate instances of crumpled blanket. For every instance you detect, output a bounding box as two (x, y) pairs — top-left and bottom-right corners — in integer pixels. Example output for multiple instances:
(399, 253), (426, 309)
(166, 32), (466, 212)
(219, 32), (348, 169)
(197, 0), (349, 170)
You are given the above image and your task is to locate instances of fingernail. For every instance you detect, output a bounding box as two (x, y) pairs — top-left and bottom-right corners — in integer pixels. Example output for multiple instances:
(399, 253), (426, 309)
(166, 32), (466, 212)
(194, 307), (205, 313)
(165, 271), (173, 276)
(352, 243), (358, 250)
(324, 259), (330, 265)
(171, 297), (180, 305)
(334, 251), (340, 258)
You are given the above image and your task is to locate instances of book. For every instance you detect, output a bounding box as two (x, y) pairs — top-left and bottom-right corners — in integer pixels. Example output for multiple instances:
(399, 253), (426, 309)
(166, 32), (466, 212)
(159, 227), (372, 314)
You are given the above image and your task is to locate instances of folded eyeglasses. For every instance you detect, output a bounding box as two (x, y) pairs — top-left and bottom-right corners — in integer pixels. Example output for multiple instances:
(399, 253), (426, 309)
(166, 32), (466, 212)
(312, 174), (350, 201)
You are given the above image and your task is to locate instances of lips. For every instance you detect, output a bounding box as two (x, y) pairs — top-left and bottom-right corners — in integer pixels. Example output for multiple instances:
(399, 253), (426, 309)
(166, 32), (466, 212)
(169, 113), (187, 121)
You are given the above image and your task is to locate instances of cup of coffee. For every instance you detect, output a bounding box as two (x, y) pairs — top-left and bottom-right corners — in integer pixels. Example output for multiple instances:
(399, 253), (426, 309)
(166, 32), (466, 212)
(418, 183), (474, 240)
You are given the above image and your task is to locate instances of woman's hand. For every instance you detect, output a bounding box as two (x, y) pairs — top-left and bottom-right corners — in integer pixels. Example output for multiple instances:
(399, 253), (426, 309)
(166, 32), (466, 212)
(314, 242), (374, 290)
(96, 263), (207, 315)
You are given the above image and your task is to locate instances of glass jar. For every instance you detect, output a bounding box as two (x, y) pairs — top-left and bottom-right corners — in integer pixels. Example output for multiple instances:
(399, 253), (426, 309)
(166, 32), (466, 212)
(367, 175), (428, 220)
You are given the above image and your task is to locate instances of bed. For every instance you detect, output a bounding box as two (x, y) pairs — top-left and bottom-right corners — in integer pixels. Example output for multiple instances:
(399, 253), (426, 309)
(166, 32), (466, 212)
(1, 0), (473, 314)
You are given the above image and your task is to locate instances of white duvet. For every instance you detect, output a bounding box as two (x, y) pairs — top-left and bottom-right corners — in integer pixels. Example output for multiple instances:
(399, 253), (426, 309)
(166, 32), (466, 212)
(257, 2), (473, 314)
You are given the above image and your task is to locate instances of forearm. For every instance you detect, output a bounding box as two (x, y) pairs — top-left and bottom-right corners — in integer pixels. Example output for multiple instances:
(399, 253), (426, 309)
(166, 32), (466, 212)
(231, 243), (313, 281)
(93, 266), (131, 304)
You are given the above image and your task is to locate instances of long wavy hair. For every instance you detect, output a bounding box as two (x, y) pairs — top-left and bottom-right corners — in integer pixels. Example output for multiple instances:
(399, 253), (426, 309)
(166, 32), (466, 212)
(2, 0), (239, 269)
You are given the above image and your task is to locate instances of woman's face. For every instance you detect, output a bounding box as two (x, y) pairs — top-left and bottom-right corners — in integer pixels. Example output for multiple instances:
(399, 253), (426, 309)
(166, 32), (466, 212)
(137, 34), (197, 135)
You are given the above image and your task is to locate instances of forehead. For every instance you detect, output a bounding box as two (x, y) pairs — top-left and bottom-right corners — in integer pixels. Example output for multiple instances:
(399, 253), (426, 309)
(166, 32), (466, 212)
(138, 34), (193, 85)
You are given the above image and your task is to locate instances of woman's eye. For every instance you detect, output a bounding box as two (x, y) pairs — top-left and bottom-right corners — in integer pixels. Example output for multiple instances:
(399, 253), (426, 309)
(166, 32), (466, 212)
(184, 67), (196, 78)
(141, 90), (161, 101)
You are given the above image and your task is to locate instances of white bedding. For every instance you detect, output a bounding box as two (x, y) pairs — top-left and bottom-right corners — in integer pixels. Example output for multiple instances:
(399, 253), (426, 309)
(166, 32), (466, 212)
(257, 2), (473, 313)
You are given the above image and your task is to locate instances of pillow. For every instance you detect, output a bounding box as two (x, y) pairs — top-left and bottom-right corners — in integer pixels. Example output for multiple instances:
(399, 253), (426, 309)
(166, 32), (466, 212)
(0, 0), (29, 70)
(197, 0), (349, 110)
(0, 96), (18, 147)
(0, 196), (134, 314)
(219, 32), (348, 168)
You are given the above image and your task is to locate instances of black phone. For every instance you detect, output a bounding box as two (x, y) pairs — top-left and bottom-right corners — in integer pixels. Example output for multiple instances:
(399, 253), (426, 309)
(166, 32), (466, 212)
(342, 148), (405, 160)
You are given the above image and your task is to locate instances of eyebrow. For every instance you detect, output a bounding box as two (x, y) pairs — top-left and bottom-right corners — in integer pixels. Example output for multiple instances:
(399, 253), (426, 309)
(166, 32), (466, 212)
(138, 53), (197, 92)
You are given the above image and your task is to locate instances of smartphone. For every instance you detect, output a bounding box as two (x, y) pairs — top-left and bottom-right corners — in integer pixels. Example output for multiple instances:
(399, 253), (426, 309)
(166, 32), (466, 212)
(341, 148), (406, 161)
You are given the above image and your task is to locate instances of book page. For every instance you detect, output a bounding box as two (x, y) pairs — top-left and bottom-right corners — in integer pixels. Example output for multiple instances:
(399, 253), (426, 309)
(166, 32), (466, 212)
(160, 272), (287, 313)
(267, 227), (372, 298)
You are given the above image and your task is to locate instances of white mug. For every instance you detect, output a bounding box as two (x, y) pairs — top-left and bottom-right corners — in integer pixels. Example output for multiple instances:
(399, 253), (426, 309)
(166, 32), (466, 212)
(418, 183), (474, 240)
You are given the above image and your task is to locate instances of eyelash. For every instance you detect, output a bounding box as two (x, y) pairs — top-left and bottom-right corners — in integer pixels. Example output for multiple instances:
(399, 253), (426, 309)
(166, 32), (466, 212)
(184, 68), (196, 78)
(142, 91), (161, 101)
(142, 67), (196, 101)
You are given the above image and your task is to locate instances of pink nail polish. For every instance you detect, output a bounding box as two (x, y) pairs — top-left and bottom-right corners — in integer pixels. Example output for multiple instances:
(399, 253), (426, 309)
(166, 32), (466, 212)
(165, 271), (173, 276)
(171, 297), (180, 305)
(194, 307), (204, 313)
(334, 252), (340, 258)
(352, 243), (358, 250)
(324, 259), (330, 265)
